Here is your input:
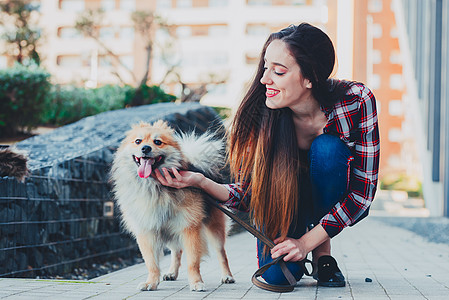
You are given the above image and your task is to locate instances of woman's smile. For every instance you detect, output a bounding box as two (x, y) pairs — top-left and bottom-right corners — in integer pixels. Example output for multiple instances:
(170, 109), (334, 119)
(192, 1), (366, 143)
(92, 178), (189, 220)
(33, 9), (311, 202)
(266, 88), (280, 97)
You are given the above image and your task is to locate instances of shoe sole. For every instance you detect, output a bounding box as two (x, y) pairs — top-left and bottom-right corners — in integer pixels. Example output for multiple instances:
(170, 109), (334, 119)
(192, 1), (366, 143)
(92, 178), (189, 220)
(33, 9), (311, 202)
(318, 281), (346, 287)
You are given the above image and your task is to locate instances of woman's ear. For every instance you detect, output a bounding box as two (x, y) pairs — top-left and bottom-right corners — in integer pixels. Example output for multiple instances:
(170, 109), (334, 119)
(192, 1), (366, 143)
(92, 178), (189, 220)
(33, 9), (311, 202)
(305, 78), (312, 89)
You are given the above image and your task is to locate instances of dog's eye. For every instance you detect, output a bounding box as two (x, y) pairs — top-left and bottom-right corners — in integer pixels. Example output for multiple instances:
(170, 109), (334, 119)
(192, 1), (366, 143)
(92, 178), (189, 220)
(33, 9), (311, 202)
(153, 139), (162, 146)
(135, 139), (142, 145)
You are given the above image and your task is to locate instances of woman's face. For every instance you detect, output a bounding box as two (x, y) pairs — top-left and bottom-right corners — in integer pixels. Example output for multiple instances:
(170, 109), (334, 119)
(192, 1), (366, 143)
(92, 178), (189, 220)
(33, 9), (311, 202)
(260, 39), (312, 110)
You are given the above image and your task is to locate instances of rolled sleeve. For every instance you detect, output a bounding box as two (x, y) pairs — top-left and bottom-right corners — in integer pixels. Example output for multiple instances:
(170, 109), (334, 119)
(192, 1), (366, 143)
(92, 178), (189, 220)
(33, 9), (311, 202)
(222, 183), (250, 212)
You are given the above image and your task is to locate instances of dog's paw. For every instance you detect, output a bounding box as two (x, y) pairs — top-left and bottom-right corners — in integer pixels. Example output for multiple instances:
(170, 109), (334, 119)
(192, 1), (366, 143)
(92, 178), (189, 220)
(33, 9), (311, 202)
(221, 275), (235, 284)
(190, 281), (206, 292)
(137, 281), (159, 291)
(163, 273), (177, 281)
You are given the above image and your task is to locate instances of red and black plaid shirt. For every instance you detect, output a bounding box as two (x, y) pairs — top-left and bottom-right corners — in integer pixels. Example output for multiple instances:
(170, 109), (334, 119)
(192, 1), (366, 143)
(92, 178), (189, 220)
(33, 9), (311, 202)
(223, 81), (380, 238)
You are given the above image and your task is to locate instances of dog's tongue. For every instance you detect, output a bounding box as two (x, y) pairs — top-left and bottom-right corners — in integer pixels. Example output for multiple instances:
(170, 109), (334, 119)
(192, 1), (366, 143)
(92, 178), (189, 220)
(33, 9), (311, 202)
(138, 158), (155, 178)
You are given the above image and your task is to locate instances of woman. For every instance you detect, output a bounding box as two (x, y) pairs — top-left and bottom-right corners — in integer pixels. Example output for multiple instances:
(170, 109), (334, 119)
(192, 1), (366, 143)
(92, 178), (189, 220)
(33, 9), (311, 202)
(155, 23), (380, 287)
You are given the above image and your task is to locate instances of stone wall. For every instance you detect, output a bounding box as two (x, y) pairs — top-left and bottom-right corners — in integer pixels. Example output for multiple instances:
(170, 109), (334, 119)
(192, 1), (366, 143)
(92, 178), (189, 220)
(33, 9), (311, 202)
(0, 102), (224, 278)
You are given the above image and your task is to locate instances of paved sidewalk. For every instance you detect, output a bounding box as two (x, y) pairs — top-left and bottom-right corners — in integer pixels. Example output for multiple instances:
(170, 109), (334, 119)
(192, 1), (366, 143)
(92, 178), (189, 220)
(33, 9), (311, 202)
(1, 216), (449, 299)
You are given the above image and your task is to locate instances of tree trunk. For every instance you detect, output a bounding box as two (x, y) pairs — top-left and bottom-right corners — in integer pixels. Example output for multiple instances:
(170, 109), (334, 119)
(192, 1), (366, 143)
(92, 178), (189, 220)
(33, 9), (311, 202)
(139, 44), (152, 87)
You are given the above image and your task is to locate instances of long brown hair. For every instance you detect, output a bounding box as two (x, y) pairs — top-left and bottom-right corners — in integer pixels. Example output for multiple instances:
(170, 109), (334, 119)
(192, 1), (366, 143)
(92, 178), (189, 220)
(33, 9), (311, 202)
(228, 23), (345, 251)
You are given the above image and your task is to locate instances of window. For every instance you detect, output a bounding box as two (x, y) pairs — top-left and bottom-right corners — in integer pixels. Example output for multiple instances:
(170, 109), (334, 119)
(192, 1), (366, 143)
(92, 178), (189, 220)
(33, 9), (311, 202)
(181, 53), (199, 67)
(389, 100), (403, 116)
(291, 0), (306, 5)
(210, 0), (228, 7)
(209, 25), (227, 37)
(120, 27), (134, 39)
(247, 24), (270, 36)
(368, 0), (383, 13)
(176, 26), (192, 38)
(156, 28), (171, 40)
(58, 27), (81, 39)
(390, 74), (403, 90)
(372, 49), (381, 64)
(247, 0), (272, 6)
(59, 0), (84, 11)
(99, 56), (113, 67)
(57, 55), (83, 68)
(372, 23), (382, 38)
(99, 27), (115, 39)
(388, 128), (403, 142)
(370, 74), (381, 89)
(177, 0), (192, 8)
(120, 0), (135, 11)
(101, 0), (115, 11)
(390, 50), (402, 64)
(157, 0), (172, 9)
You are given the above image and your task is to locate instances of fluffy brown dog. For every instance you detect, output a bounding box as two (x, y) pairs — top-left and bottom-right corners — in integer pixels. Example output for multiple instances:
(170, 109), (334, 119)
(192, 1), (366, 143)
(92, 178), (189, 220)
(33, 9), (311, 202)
(111, 121), (234, 291)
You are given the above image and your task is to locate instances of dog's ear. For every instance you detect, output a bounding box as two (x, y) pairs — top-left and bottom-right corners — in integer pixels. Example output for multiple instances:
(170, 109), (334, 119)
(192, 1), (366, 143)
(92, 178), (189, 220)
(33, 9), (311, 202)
(151, 120), (173, 132)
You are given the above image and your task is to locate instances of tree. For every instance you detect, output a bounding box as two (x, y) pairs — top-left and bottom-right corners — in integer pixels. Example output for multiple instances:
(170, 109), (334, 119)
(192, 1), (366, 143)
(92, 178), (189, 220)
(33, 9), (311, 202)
(75, 9), (137, 84)
(75, 8), (227, 104)
(0, 0), (41, 65)
(130, 10), (158, 87)
(155, 30), (229, 103)
(75, 9), (170, 89)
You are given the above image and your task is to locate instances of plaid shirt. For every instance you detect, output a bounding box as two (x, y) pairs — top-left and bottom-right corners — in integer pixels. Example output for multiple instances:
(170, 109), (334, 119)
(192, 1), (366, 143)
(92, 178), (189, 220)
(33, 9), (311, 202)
(223, 81), (380, 238)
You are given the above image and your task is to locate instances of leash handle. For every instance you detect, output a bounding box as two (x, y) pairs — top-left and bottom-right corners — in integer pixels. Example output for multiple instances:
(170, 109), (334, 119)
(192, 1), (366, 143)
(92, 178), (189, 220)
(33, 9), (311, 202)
(208, 199), (316, 292)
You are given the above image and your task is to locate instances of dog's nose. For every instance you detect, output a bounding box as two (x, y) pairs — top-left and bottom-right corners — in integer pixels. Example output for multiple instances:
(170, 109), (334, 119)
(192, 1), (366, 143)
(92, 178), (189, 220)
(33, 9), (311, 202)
(141, 145), (152, 155)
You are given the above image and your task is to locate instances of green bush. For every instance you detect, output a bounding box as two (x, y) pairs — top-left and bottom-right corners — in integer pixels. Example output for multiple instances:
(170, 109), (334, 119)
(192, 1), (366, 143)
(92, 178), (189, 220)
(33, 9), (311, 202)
(43, 84), (176, 126)
(0, 64), (177, 133)
(0, 64), (51, 137)
(124, 84), (176, 107)
(42, 85), (132, 126)
(380, 172), (423, 198)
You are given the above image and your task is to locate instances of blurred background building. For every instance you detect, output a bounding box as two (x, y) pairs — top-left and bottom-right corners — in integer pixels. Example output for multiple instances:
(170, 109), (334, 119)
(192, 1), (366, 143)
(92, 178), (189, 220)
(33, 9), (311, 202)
(392, 0), (449, 217)
(1, 0), (447, 217)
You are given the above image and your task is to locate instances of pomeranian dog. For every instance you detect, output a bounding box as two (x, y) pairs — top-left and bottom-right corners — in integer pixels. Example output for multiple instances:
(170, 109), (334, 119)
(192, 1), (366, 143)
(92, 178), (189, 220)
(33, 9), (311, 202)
(111, 120), (234, 291)
(0, 146), (29, 182)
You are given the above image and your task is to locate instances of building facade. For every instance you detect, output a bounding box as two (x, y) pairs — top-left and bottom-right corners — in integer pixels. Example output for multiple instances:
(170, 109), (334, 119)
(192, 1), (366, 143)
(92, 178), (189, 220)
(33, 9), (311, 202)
(151, 0), (329, 109)
(0, 0), (156, 86)
(1, 0), (427, 207)
(393, 0), (449, 216)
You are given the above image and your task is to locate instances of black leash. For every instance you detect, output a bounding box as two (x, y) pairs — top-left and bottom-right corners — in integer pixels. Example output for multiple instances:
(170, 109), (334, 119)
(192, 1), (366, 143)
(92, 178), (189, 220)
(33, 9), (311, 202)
(208, 199), (316, 292)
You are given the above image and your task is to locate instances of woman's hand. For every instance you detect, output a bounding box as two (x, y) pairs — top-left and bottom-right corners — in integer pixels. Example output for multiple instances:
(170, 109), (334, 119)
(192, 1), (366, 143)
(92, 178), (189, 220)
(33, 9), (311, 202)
(271, 237), (308, 262)
(271, 225), (330, 262)
(154, 167), (204, 189)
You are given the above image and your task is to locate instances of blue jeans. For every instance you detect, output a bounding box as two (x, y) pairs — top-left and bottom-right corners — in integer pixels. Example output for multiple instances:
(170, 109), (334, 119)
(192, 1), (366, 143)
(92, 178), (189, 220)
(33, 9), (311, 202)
(257, 134), (352, 285)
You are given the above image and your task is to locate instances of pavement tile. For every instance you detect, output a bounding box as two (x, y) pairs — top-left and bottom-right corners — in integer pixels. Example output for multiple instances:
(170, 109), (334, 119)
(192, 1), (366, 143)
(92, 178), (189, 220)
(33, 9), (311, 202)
(2, 216), (449, 299)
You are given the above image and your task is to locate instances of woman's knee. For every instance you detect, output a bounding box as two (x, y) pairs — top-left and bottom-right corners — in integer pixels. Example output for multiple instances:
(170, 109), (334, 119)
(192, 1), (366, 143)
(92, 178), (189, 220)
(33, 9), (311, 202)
(308, 134), (352, 222)
(309, 135), (350, 165)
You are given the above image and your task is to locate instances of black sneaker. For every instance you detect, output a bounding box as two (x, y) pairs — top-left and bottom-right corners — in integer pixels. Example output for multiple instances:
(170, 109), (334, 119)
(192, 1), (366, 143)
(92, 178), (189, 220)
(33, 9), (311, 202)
(315, 255), (346, 287)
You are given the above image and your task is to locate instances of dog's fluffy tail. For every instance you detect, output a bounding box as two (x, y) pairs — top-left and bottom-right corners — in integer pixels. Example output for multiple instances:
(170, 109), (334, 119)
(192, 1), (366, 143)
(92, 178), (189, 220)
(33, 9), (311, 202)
(0, 146), (29, 182)
(177, 132), (225, 179)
